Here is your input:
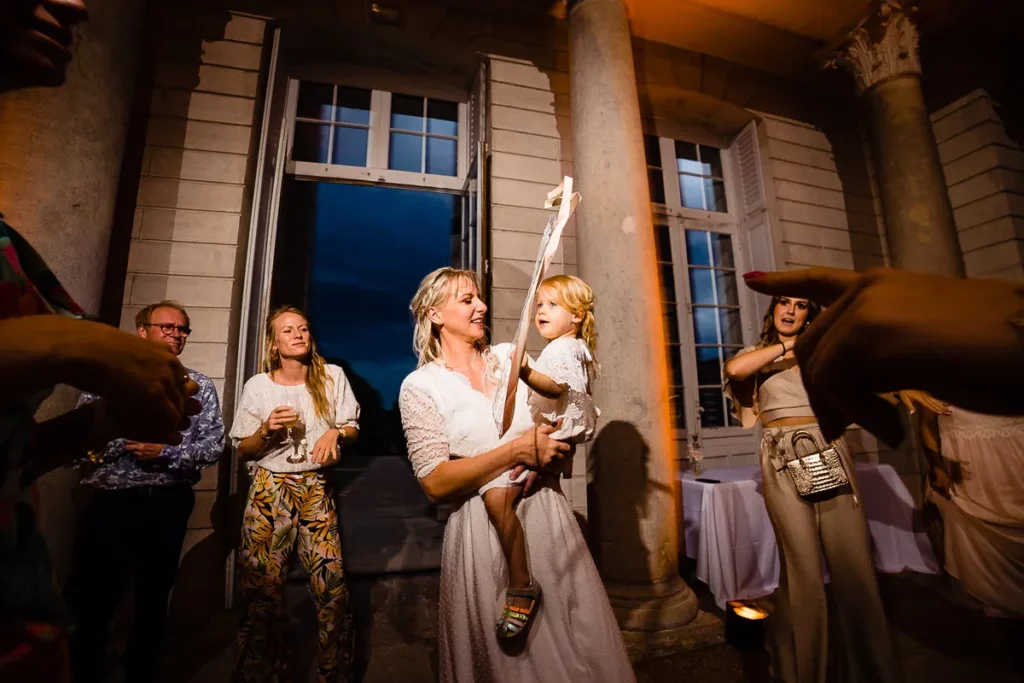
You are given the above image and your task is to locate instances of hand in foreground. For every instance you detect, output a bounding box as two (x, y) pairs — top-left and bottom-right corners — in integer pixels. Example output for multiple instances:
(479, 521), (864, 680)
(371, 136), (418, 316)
(310, 429), (340, 464)
(744, 267), (1023, 445)
(69, 321), (201, 444)
(124, 441), (165, 460)
(896, 390), (951, 416)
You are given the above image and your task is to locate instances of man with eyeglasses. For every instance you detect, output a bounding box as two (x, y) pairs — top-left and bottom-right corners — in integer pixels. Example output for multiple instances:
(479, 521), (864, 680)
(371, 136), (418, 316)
(64, 300), (225, 683)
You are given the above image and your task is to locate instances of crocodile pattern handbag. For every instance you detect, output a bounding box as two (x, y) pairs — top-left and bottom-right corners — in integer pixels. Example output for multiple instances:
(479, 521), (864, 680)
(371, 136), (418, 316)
(784, 430), (849, 497)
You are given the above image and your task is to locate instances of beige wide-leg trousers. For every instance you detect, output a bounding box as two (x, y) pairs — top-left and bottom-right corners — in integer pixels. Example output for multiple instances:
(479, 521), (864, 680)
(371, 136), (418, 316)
(760, 424), (901, 683)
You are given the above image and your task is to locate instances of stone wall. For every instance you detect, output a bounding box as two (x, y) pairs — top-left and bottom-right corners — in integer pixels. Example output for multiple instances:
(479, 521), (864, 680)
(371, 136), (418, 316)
(931, 90), (1024, 281)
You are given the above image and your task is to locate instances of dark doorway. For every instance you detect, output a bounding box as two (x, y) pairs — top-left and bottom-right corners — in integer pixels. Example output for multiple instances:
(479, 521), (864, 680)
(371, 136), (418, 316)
(270, 179), (459, 458)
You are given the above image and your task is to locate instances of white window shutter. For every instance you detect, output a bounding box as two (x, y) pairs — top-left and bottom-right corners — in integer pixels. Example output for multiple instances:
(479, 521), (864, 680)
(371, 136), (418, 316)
(733, 120), (776, 324)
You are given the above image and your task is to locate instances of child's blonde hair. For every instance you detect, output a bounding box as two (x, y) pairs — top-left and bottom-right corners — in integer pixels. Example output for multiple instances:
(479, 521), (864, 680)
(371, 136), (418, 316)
(539, 274), (597, 360)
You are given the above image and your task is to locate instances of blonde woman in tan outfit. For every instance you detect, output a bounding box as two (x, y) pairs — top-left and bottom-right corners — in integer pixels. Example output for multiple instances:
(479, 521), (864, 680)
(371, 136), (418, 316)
(724, 295), (943, 683)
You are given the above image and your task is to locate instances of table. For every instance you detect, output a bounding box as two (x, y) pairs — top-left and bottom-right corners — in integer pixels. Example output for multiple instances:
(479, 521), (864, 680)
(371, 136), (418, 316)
(680, 464), (939, 609)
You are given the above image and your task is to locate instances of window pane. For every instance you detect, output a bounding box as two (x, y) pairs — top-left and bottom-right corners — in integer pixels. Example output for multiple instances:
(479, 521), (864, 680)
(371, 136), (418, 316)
(688, 268), (715, 305)
(699, 388), (727, 427)
(685, 230), (711, 266)
(292, 122), (330, 163)
(707, 233), (735, 269)
(695, 346), (722, 386)
(426, 136), (457, 176)
(701, 145), (724, 177)
(719, 308), (743, 346)
(715, 273), (740, 310)
(337, 86), (371, 125)
(296, 82), (334, 121)
(679, 173), (705, 210)
(331, 126), (368, 167)
(715, 270), (740, 307)
(667, 347), (685, 387)
(389, 132), (422, 172)
(644, 135), (662, 167)
(426, 99), (458, 136)
(706, 178), (728, 212)
(674, 140), (700, 176)
(654, 223), (673, 260)
(659, 264), (677, 303)
(648, 169), (666, 204)
(692, 306), (719, 345)
(669, 388), (686, 430)
(391, 94), (423, 132)
(664, 306), (681, 345)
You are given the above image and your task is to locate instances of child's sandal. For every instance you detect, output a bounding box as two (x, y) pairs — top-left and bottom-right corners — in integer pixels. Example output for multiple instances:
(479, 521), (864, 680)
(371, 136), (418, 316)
(496, 582), (542, 641)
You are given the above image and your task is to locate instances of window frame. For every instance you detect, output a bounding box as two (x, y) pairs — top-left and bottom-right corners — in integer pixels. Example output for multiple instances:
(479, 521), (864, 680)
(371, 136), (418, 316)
(649, 135), (759, 443)
(283, 78), (468, 192)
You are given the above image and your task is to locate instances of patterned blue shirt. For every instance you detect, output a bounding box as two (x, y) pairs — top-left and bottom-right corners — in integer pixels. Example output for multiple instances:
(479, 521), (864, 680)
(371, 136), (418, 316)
(77, 368), (225, 489)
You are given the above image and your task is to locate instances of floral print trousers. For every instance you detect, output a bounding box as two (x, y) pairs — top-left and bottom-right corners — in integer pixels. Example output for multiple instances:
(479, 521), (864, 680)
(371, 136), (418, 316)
(233, 468), (352, 683)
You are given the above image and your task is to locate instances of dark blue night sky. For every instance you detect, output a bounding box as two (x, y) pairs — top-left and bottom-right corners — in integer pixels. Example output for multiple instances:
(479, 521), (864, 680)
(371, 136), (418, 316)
(306, 182), (455, 408)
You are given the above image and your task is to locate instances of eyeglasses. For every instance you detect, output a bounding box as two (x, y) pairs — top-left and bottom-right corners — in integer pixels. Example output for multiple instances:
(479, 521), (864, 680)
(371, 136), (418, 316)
(144, 323), (192, 338)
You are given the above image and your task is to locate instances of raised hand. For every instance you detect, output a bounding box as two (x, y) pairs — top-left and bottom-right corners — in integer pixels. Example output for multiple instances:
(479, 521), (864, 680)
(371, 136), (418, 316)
(744, 267), (1023, 445)
(66, 320), (201, 445)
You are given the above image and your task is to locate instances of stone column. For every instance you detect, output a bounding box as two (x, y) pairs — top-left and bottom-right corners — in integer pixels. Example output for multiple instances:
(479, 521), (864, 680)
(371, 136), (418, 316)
(568, 0), (698, 657)
(829, 0), (963, 276)
(0, 0), (148, 579)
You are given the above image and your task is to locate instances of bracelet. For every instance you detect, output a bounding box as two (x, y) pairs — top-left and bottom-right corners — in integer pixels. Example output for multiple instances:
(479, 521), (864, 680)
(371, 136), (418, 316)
(258, 423), (271, 441)
(776, 342), (788, 360)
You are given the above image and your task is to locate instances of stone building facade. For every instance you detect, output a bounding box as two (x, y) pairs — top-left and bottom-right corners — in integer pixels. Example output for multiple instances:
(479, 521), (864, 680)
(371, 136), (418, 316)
(1, 0), (1021, 655)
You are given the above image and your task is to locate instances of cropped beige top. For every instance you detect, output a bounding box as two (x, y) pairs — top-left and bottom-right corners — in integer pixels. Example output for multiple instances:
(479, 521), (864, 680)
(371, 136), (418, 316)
(724, 346), (814, 428)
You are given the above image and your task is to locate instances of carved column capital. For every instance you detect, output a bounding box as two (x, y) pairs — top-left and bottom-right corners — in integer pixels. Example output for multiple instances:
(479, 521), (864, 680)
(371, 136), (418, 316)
(826, 1), (921, 94)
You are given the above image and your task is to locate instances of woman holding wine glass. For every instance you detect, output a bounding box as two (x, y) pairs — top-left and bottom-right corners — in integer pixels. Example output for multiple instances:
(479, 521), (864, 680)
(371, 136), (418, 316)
(230, 305), (360, 683)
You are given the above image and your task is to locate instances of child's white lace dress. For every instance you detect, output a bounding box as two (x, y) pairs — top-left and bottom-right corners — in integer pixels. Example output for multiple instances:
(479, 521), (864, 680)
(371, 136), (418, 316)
(483, 337), (599, 494)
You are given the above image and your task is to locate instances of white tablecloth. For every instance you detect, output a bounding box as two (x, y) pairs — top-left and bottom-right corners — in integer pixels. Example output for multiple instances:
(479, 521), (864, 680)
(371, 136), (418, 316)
(681, 464), (939, 609)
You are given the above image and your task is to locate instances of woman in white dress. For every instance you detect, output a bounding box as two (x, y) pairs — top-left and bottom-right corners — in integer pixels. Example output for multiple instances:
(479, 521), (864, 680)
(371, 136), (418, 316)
(398, 267), (636, 683)
(920, 405), (1024, 618)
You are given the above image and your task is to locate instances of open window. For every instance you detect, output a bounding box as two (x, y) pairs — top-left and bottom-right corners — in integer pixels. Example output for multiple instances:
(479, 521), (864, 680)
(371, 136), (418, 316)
(646, 119), (777, 468)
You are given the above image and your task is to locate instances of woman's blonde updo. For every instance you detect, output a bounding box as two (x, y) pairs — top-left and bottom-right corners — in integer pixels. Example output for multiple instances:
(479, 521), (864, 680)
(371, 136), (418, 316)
(539, 274), (597, 361)
(410, 267), (488, 367)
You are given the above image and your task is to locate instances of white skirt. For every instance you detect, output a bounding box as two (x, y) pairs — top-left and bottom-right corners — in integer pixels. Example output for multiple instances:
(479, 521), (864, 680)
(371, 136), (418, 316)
(437, 478), (636, 683)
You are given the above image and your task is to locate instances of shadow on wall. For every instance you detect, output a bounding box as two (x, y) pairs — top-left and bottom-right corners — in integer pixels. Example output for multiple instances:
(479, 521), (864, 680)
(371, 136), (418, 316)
(101, 4), (238, 324)
(159, 483), (237, 683)
(94, 4), (240, 680)
(587, 419), (657, 581)
(818, 105), (889, 273)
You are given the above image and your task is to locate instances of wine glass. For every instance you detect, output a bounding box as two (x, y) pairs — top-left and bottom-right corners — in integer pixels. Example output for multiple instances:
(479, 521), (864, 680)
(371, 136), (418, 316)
(283, 390), (304, 464)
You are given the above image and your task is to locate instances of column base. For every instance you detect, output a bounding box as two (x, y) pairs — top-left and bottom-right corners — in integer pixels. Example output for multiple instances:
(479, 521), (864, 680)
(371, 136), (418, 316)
(606, 575), (707, 659)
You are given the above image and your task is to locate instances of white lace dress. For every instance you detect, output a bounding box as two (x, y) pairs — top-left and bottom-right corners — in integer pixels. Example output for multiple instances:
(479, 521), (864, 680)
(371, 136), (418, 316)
(933, 406), (1024, 616)
(398, 343), (635, 683)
